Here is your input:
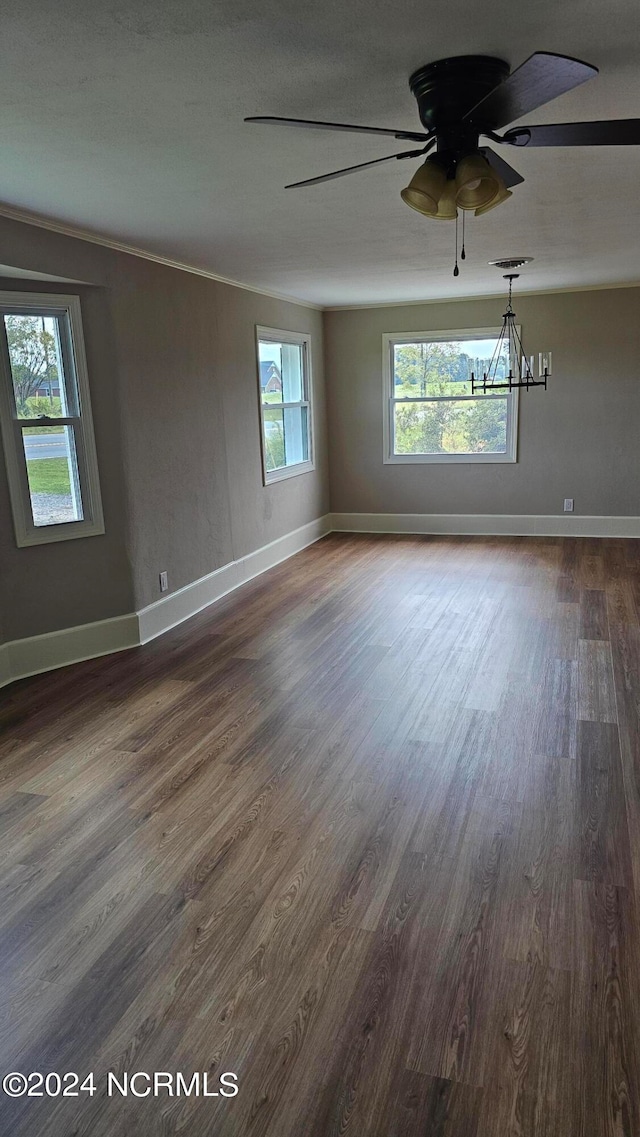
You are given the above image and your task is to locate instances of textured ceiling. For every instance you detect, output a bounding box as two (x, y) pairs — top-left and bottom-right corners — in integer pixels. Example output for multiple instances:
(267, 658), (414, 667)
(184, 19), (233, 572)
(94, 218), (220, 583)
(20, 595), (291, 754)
(1, 0), (639, 305)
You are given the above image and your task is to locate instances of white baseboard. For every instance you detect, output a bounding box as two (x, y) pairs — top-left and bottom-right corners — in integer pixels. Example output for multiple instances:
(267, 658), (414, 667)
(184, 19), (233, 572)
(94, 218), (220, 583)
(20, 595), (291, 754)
(3, 509), (638, 689)
(0, 642), (10, 688)
(329, 512), (640, 538)
(1, 612), (140, 690)
(1, 516), (331, 689)
(137, 515), (331, 644)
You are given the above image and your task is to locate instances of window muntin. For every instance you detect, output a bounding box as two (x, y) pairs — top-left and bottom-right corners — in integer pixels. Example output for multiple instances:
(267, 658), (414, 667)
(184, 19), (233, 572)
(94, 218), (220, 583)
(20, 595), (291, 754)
(257, 329), (313, 483)
(384, 329), (519, 464)
(0, 294), (104, 546)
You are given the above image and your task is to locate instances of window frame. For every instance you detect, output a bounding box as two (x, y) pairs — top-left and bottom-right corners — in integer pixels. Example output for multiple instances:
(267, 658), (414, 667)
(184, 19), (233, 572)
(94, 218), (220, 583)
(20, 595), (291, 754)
(382, 326), (519, 465)
(255, 326), (314, 485)
(0, 291), (104, 547)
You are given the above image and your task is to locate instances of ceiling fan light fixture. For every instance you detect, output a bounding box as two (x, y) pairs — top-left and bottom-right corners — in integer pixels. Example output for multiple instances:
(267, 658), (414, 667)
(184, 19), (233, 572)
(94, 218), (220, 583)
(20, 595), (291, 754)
(400, 156), (447, 216)
(474, 171), (512, 215)
(455, 153), (499, 210)
(251, 52), (640, 222)
(433, 177), (459, 220)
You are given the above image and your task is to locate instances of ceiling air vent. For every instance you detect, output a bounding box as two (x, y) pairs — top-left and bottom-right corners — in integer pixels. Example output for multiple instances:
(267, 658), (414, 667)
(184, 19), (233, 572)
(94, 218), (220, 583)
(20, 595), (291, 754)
(488, 257), (534, 269)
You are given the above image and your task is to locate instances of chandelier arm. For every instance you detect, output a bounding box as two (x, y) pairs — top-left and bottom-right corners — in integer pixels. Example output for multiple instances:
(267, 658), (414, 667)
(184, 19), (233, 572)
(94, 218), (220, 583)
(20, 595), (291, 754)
(486, 324), (507, 381)
(510, 321), (534, 379)
(474, 321), (508, 393)
(505, 318), (515, 381)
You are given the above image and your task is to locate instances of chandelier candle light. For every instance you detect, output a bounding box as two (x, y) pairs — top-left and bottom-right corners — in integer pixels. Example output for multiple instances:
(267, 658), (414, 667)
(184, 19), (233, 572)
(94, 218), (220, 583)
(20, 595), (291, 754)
(471, 268), (552, 392)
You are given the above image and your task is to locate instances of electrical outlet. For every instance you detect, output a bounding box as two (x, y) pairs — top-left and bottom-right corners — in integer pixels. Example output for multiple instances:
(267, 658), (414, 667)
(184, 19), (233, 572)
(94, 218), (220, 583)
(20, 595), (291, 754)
(563, 499), (574, 513)
(159, 571), (169, 593)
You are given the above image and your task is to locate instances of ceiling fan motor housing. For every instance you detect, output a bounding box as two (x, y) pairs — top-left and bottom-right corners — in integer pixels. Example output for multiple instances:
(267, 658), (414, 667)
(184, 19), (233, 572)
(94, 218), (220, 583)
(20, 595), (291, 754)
(409, 55), (510, 155)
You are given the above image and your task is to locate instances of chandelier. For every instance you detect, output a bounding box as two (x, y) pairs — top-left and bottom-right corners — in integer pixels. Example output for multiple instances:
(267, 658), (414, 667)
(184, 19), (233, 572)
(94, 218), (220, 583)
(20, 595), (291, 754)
(471, 271), (551, 392)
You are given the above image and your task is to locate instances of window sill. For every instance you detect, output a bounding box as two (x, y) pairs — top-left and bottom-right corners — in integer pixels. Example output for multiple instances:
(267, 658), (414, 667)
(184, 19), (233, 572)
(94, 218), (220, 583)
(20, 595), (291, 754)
(384, 452), (517, 465)
(15, 518), (105, 548)
(264, 460), (315, 485)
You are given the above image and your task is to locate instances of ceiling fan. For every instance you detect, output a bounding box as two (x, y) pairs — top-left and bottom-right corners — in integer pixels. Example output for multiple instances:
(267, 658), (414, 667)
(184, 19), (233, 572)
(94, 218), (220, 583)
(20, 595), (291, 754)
(245, 53), (640, 219)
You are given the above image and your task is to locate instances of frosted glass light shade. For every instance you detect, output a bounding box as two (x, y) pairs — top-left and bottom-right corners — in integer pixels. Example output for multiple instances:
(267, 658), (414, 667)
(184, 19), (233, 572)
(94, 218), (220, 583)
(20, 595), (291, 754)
(401, 158), (447, 216)
(433, 178), (458, 220)
(455, 154), (499, 210)
(474, 172), (512, 216)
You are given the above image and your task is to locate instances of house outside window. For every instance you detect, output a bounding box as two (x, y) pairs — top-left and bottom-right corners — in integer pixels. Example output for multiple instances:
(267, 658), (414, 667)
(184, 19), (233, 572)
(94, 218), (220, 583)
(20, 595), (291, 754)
(383, 327), (519, 464)
(0, 292), (104, 547)
(256, 327), (314, 484)
(259, 360), (283, 395)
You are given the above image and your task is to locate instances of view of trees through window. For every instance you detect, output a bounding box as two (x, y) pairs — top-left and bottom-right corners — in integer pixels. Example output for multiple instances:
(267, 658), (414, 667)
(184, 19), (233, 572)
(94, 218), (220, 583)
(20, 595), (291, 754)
(392, 337), (510, 455)
(4, 313), (82, 526)
(6, 314), (62, 417)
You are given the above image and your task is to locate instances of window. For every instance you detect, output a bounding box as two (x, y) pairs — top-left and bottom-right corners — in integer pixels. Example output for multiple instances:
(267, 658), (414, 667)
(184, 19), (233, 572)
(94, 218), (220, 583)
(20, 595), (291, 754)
(0, 292), (104, 546)
(256, 327), (314, 484)
(383, 327), (519, 464)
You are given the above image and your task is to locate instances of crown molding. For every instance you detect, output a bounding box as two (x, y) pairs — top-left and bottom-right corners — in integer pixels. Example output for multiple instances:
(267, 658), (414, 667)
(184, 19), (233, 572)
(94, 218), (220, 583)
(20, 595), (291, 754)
(2, 200), (639, 314)
(0, 202), (322, 311)
(323, 278), (640, 311)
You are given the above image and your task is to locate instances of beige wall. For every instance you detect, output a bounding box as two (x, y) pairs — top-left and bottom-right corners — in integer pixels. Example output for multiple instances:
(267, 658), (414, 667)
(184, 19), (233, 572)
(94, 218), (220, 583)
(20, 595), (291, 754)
(0, 215), (328, 643)
(324, 289), (640, 518)
(215, 282), (327, 563)
(0, 275), (134, 642)
(107, 256), (327, 610)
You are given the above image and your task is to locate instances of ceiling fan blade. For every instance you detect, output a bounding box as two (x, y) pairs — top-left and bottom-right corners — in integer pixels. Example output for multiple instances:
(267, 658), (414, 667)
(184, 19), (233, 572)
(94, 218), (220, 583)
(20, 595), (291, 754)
(285, 143), (434, 188)
(464, 52), (598, 131)
(479, 146), (525, 187)
(245, 116), (432, 143)
(504, 119), (640, 146)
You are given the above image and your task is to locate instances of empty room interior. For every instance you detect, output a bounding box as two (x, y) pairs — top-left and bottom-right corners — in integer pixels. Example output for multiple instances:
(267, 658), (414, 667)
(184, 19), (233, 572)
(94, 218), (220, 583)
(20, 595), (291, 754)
(1, 1), (640, 1134)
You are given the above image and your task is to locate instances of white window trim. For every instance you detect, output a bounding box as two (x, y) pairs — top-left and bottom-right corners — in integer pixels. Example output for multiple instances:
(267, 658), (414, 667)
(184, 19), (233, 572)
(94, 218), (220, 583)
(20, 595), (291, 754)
(256, 326), (315, 485)
(382, 326), (519, 465)
(0, 291), (105, 547)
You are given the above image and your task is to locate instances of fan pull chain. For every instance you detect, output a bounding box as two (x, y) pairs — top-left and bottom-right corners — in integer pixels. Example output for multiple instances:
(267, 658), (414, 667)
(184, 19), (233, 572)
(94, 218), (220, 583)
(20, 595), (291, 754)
(453, 211), (459, 277)
(461, 210), (466, 260)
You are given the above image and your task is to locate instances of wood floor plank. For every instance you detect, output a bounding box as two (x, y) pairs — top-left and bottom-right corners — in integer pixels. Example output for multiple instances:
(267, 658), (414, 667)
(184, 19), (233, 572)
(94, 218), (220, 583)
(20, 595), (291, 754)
(501, 752), (575, 971)
(301, 849), (448, 1137)
(576, 720), (634, 887)
(533, 658), (577, 759)
(608, 620), (640, 892)
(572, 881), (640, 1137)
(476, 958), (573, 1137)
(577, 638), (618, 722)
(379, 1069), (483, 1137)
(579, 588), (608, 641)
(407, 798), (514, 1088)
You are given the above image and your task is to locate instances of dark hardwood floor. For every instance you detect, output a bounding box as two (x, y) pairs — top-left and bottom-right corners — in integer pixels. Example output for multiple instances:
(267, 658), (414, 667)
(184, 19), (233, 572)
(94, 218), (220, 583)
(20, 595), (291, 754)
(1, 533), (640, 1136)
